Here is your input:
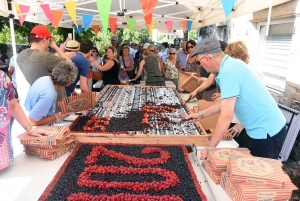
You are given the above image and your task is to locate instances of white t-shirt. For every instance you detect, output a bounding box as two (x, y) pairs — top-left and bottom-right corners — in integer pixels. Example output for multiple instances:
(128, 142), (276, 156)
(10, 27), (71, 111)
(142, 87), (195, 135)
(9, 55), (18, 87)
(91, 56), (102, 72)
(159, 48), (168, 63)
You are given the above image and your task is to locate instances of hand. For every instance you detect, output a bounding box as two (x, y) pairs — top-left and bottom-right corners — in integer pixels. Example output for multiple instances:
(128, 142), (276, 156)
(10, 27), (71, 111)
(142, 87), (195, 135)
(72, 91), (79, 96)
(189, 91), (197, 100)
(27, 127), (53, 137)
(200, 147), (209, 160)
(65, 37), (71, 43)
(55, 112), (71, 122)
(185, 113), (200, 123)
(163, 73), (168, 79)
(228, 123), (244, 137)
(49, 40), (58, 49)
(211, 93), (221, 101)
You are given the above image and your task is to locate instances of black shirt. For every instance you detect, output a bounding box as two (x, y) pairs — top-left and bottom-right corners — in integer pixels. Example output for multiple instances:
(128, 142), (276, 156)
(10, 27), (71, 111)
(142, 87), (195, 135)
(102, 59), (120, 86)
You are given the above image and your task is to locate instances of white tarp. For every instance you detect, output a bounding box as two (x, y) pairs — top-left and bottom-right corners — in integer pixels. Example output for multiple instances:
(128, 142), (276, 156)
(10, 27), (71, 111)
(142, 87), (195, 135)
(1, 0), (291, 32)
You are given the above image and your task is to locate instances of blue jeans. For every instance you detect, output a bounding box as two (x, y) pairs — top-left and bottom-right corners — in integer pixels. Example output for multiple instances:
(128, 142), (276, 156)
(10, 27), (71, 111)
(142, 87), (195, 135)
(246, 126), (287, 159)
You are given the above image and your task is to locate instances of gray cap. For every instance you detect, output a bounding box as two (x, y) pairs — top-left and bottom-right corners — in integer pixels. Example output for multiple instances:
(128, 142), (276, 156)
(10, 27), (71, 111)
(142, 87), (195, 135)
(191, 38), (222, 57)
(111, 36), (118, 41)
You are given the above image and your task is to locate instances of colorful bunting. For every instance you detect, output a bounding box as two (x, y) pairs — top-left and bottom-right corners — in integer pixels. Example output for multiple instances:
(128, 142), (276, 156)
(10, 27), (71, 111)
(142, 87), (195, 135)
(13, 3), (22, 20)
(127, 19), (136, 34)
(96, 0), (113, 31)
(77, 25), (82, 35)
(109, 18), (117, 35)
(165, 20), (173, 33)
(64, 1), (77, 26)
(181, 20), (187, 32)
(82, 14), (93, 31)
(187, 20), (193, 32)
(148, 20), (155, 35)
(92, 25), (100, 35)
(51, 10), (63, 28)
(113, 25), (117, 35)
(221, 0), (236, 19)
(140, 0), (158, 27)
(18, 5), (31, 26)
(40, 4), (53, 25)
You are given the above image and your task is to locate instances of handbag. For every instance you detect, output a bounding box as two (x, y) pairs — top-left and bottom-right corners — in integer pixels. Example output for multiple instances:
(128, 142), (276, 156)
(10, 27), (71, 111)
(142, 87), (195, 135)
(92, 71), (102, 81)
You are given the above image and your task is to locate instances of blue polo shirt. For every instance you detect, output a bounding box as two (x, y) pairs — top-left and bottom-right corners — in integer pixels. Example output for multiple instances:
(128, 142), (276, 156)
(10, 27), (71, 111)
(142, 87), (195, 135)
(215, 55), (286, 139)
(65, 52), (89, 96)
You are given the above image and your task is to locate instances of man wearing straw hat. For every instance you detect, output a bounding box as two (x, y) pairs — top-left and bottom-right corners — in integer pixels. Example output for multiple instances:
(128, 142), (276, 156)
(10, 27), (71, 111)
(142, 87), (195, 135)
(186, 38), (287, 160)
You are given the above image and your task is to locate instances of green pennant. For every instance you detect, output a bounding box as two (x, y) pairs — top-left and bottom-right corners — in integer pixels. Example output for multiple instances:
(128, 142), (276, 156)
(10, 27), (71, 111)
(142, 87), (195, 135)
(96, 0), (112, 31)
(127, 19), (136, 34)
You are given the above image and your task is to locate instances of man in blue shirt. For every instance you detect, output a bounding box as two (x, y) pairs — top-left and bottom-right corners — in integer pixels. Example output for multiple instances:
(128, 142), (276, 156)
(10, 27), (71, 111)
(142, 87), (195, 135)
(176, 41), (188, 70)
(65, 39), (93, 96)
(186, 38), (287, 160)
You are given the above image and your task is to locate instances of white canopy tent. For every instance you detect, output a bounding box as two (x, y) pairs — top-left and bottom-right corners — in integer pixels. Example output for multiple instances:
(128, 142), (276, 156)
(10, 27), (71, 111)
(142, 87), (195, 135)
(0, 0), (292, 32)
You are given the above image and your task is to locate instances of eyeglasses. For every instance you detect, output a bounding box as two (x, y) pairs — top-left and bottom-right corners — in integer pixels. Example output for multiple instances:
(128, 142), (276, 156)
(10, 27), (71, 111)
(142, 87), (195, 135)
(196, 56), (208, 65)
(149, 49), (155, 52)
(169, 53), (176, 55)
(187, 46), (194, 50)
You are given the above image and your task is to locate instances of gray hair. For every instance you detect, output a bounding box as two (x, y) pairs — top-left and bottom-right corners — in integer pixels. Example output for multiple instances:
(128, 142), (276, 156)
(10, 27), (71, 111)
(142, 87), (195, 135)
(51, 61), (78, 87)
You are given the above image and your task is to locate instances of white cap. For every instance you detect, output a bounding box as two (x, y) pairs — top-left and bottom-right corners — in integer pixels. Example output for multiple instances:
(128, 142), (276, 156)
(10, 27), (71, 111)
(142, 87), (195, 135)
(143, 43), (150, 49)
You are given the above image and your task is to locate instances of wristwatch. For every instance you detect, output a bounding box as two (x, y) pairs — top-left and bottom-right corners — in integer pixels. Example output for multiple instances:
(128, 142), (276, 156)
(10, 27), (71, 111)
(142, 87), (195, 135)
(198, 111), (204, 119)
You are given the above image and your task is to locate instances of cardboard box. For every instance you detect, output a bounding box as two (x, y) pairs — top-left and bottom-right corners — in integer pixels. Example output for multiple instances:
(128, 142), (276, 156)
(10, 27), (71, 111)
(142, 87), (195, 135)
(179, 74), (201, 93)
(202, 160), (222, 184)
(58, 92), (97, 114)
(207, 148), (251, 172)
(229, 155), (290, 189)
(18, 126), (70, 146)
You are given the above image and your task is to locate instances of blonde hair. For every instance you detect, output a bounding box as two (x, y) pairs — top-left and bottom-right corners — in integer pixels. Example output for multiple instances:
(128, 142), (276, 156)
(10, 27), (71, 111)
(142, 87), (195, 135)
(107, 46), (118, 58)
(225, 41), (249, 62)
(141, 49), (150, 57)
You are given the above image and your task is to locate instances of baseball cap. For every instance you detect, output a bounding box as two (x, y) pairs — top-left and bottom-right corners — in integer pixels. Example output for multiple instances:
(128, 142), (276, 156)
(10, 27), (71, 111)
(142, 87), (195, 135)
(111, 36), (118, 41)
(65, 40), (80, 51)
(191, 38), (221, 57)
(30, 25), (54, 39)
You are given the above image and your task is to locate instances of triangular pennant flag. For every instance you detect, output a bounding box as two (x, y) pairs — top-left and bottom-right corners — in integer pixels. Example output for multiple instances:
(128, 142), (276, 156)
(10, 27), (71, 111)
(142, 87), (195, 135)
(113, 25), (117, 35)
(82, 14), (93, 31)
(165, 20), (173, 33)
(144, 14), (152, 28)
(140, 0), (158, 26)
(40, 4), (53, 25)
(109, 17), (117, 35)
(77, 25), (82, 35)
(18, 5), (31, 26)
(127, 19), (136, 34)
(64, 1), (77, 26)
(13, 3), (23, 20)
(92, 25), (99, 35)
(221, 0), (236, 19)
(187, 20), (193, 32)
(96, 0), (113, 31)
(181, 20), (187, 32)
(51, 10), (63, 28)
(148, 20), (155, 35)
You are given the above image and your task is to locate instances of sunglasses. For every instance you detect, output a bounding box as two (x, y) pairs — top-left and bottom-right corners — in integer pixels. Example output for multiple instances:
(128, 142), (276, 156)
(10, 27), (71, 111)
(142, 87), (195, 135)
(169, 53), (176, 55)
(139, 46), (143, 48)
(92, 50), (98, 52)
(131, 44), (137, 46)
(149, 50), (155, 52)
(187, 46), (194, 50)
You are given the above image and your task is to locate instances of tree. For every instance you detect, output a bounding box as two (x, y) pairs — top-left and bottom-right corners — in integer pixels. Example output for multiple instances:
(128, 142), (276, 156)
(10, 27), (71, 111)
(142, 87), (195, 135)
(189, 29), (197, 41)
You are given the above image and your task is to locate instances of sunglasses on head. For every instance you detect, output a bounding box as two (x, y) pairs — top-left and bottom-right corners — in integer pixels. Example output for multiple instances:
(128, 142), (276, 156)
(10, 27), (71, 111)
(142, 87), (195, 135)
(169, 53), (176, 55)
(187, 46), (194, 50)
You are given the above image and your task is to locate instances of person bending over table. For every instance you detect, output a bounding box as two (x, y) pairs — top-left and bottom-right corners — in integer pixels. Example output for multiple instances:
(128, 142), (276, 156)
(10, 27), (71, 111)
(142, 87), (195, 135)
(92, 46), (120, 86)
(186, 38), (286, 160)
(24, 61), (78, 126)
(131, 47), (165, 86)
(0, 71), (51, 171)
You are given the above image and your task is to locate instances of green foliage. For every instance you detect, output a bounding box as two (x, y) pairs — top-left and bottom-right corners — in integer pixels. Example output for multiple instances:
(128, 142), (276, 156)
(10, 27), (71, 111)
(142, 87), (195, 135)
(189, 29), (198, 41)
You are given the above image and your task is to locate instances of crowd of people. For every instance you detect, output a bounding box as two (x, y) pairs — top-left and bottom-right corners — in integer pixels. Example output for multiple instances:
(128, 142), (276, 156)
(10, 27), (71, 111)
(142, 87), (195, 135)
(0, 25), (287, 171)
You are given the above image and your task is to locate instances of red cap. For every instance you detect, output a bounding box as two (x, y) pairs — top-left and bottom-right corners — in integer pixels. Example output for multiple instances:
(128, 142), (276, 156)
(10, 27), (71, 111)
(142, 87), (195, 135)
(30, 25), (54, 39)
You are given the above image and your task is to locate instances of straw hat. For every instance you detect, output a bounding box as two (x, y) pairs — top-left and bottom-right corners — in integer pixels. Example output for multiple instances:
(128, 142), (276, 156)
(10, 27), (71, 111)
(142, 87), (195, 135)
(65, 40), (80, 51)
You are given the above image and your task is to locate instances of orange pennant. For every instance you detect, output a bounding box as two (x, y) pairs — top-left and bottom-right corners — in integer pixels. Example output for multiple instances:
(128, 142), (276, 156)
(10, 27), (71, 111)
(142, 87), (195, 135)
(181, 20), (187, 32)
(140, 0), (158, 27)
(51, 10), (63, 28)
(92, 25), (99, 36)
(109, 18), (117, 35)
(144, 14), (152, 28)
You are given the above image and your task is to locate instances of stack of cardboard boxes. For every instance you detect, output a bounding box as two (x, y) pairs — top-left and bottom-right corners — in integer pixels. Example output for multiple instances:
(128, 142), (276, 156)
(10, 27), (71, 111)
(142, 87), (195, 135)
(202, 148), (297, 201)
(18, 126), (75, 160)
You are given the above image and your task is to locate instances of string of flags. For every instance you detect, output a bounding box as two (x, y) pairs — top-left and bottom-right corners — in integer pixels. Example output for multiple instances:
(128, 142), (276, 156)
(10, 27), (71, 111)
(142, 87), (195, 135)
(12, 0), (237, 35)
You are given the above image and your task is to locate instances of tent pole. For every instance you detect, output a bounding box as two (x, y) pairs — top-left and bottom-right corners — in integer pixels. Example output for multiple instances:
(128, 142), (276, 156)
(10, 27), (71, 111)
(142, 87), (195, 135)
(73, 26), (75, 40)
(7, 0), (17, 64)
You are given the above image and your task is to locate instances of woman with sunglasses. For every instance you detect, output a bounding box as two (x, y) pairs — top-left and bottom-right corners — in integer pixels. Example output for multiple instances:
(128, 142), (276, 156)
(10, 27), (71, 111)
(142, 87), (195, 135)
(185, 40), (201, 74)
(162, 48), (179, 89)
(131, 46), (165, 86)
(91, 47), (102, 92)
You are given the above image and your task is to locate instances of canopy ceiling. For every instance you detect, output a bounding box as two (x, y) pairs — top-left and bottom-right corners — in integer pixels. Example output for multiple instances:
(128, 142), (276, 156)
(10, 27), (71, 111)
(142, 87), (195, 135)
(1, 0), (292, 32)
